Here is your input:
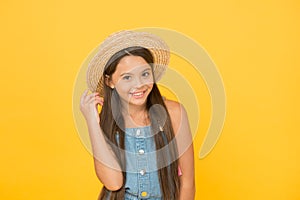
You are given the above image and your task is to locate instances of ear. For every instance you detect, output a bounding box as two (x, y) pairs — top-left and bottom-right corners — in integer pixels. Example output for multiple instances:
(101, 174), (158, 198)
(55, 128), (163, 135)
(104, 75), (115, 89)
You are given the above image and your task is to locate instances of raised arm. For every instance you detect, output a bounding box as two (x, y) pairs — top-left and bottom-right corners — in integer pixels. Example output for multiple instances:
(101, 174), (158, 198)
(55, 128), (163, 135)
(80, 90), (123, 191)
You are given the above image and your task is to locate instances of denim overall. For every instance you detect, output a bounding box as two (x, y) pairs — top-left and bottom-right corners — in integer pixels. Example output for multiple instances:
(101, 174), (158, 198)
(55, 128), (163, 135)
(121, 126), (162, 200)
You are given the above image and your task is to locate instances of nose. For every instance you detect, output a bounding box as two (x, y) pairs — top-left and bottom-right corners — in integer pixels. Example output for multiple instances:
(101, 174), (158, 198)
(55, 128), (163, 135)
(133, 76), (144, 88)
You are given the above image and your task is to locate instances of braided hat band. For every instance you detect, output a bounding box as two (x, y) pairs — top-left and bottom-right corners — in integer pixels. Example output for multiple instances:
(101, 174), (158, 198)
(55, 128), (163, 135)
(86, 30), (170, 95)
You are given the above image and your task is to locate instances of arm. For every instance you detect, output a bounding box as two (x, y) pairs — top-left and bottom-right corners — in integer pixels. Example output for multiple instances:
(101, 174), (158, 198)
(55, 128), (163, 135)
(165, 100), (196, 200)
(178, 141), (195, 200)
(80, 90), (123, 191)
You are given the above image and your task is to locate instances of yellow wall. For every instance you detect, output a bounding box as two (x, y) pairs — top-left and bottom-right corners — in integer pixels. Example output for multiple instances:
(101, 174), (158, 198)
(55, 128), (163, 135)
(0, 0), (299, 199)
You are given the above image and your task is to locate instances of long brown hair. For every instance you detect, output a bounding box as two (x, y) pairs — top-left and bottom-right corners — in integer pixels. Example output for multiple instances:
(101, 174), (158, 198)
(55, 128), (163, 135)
(97, 46), (180, 199)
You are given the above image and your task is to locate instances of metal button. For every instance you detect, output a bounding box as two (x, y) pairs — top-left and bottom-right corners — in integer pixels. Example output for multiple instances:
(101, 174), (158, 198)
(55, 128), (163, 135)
(136, 129), (141, 136)
(139, 169), (146, 175)
(141, 191), (148, 197)
(138, 149), (145, 155)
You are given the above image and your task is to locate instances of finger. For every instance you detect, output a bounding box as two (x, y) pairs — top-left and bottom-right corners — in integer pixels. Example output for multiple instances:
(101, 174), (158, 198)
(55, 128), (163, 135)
(95, 97), (104, 106)
(95, 99), (104, 106)
(93, 98), (104, 106)
(80, 89), (89, 105)
(97, 98), (104, 106)
(93, 97), (104, 104)
(98, 97), (104, 102)
(94, 96), (103, 103)
(87, 96), (103, 105)
(88, 92), (100, 99)
(90, 99), (104, 108)
(84, 92), (99, 103)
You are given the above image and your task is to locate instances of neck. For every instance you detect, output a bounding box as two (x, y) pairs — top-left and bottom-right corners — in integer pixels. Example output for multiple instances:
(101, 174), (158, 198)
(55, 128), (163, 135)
(120, 100), (150, 127)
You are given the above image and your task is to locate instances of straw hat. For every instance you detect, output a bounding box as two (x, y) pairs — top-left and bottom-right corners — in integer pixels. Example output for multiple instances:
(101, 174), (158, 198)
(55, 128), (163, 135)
(86, 30), (170, 94)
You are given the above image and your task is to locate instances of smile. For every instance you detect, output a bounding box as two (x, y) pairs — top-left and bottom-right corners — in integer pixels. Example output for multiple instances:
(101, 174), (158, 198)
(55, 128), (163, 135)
(130, 90), (147, 98)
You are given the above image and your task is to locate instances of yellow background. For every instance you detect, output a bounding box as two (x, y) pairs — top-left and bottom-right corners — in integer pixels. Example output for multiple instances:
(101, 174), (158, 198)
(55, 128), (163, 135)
(0, 0), (299, 199)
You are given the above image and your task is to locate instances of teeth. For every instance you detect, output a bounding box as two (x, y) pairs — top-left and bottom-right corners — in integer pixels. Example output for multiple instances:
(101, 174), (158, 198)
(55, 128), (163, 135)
(133, 92), (143, 96)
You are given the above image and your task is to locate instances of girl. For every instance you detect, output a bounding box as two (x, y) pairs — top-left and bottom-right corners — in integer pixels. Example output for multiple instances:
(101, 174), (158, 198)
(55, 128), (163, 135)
(80, 30), (195, 200)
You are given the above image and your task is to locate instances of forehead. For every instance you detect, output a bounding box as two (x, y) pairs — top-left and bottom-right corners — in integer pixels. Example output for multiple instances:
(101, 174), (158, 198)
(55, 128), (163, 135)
(115, 55), (151, 74)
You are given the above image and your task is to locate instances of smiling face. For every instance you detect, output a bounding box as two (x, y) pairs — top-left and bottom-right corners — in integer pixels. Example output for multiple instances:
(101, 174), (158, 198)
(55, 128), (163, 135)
(108, 55), (154, 108)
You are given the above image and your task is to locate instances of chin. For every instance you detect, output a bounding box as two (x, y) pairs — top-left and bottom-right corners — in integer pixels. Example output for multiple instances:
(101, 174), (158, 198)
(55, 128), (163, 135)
(129, 99), (147, 106)
(131, 96), (151, 107)
(129, 94), (148, 105)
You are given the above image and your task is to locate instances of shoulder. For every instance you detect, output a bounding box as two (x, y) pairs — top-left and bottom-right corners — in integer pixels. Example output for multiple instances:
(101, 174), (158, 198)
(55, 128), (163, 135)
(164, 99), (182, 115)
(164, 99), (188, 134)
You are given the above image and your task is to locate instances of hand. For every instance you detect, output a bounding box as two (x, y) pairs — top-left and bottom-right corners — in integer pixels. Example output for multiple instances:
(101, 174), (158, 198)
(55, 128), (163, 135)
(80, 89), (103, 124)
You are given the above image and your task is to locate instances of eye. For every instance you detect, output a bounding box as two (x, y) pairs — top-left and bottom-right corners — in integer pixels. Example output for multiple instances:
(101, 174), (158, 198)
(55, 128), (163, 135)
(142, 72), (150, 77)
(122, 75), (131, 80)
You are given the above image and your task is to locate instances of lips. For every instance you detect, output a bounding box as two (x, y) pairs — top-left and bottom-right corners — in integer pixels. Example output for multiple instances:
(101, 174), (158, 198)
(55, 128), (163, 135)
(130, 89), (147, 98)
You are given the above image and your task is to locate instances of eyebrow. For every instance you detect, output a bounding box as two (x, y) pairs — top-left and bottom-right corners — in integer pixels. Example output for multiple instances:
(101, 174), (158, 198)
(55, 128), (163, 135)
(120, 67), (151, 77)
(120, 72), (133, 77)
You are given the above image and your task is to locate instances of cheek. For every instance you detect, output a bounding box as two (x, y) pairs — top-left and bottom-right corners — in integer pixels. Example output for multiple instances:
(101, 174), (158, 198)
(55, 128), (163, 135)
(147, 84), (154, 91)
(115, 82), (131, 94)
